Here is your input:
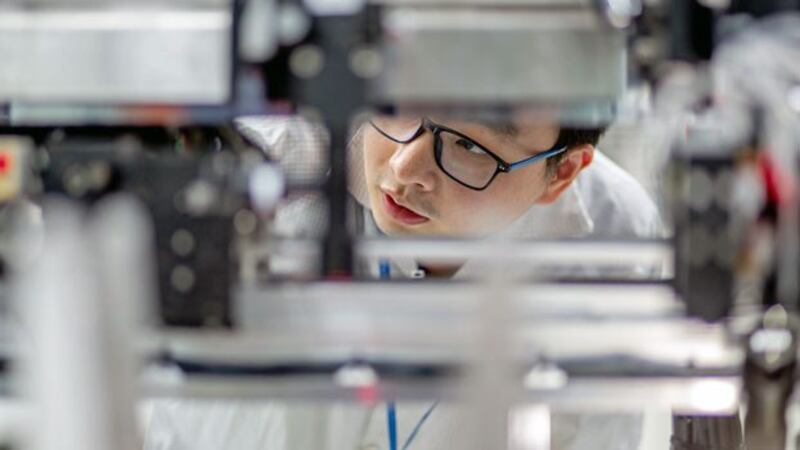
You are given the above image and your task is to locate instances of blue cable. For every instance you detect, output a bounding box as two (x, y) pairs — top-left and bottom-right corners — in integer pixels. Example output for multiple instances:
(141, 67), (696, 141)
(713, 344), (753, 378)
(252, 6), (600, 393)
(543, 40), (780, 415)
(381, 261), (398, 450)
(381, 261), (437, 450)
(379, 260), (391, 279)
(387, 402), (398, 450)
(402, 401), (439, 450)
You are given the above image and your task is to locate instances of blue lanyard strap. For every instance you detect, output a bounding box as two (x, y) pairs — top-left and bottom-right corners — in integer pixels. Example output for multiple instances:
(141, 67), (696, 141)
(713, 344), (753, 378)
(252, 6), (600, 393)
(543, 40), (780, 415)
(379, 260), (391, 279)
(387, 402), (399, 450)
(402, 401), (439, 449)
(381, 260), (438, 450)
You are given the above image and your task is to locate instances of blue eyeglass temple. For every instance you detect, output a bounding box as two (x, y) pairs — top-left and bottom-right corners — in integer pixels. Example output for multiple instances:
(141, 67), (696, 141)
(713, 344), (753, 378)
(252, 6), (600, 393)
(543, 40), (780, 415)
(505, 145), (568, 172)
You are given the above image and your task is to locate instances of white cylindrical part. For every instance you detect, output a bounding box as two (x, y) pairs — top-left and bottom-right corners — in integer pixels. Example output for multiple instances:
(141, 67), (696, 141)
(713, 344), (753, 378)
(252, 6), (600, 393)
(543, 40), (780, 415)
(13, 197), (150, 450)
(14, 199), (110, 450)
(91, 194), (156, 450)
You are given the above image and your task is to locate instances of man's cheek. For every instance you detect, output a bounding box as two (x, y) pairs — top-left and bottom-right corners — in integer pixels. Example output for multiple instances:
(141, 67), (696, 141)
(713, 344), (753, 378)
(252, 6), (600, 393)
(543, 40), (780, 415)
(369, 154), (393, 185)
(365, 138), (394, 167)
(442, 201), (484, 233)
(363, 155), (384, 186)
(468, 201), (517, 233)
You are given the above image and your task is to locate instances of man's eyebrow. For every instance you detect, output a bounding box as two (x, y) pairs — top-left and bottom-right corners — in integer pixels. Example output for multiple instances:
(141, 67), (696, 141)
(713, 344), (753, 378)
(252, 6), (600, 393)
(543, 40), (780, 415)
(477, 120), (519, 137)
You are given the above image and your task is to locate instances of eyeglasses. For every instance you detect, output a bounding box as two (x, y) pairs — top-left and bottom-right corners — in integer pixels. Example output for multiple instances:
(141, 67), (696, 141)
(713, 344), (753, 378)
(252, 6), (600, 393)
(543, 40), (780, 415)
(368, 117), (568, 191)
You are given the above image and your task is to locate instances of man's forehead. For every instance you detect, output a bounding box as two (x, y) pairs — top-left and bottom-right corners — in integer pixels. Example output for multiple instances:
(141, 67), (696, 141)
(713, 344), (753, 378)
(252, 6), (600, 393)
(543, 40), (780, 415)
(393, 106), (558, 129)
(472, 119), (519, 136)
(387, 107), (560, 150)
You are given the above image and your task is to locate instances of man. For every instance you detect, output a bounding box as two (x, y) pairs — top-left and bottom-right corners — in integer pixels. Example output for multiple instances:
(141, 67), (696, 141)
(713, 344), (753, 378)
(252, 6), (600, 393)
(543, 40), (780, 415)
(352, 114), (661, 279)
(236, 113), (661, 278)
(143, 113), (662, 450)
(362, 115), (600, 238)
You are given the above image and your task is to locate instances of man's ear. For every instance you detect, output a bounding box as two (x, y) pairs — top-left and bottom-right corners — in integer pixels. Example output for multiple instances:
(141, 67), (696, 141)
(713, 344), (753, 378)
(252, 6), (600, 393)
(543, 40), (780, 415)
(536, 145), (594, 204)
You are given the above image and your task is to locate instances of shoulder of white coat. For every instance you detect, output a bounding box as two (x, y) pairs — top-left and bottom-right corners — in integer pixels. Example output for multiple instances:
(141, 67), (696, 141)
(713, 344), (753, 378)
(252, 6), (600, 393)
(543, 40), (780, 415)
(575, 151), (662, 238)
(234, 115), (370, 204)
(234, 115), (329, 184)
(234, 115), (327, 154)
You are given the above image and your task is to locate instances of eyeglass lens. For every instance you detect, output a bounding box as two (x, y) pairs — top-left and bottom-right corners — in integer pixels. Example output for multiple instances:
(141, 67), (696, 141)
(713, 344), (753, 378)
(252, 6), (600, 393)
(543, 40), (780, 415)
(371, 116), (498, 189)
(436, 129), (497, 189)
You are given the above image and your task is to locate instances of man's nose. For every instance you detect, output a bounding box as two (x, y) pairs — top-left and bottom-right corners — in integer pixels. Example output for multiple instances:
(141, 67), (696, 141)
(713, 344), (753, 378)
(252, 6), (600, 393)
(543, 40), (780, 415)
(388, 133), (437, 191)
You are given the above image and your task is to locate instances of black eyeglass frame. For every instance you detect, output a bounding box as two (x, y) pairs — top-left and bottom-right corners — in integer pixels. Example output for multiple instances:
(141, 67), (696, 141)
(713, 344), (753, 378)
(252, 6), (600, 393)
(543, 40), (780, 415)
(369, 117), (568, 191)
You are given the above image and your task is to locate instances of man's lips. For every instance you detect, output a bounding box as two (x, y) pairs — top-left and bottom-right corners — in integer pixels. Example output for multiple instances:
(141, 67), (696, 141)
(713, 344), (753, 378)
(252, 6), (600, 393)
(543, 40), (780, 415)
(382, 193), (429, 225)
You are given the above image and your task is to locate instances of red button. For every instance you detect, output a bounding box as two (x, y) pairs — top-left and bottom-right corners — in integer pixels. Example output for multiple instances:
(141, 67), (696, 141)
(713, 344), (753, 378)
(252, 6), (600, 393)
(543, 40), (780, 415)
(0, 152), (10, 173)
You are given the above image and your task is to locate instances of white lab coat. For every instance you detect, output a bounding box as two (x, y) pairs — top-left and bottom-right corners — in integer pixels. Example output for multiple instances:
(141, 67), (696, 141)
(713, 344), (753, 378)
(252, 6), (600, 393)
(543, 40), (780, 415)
(141, 116), (663, 450)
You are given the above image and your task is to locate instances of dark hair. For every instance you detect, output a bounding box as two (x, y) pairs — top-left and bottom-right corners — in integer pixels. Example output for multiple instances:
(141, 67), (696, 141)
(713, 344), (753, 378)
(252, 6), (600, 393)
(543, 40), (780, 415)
(480, 121), (605, 175)
(546, 127), (605, 175)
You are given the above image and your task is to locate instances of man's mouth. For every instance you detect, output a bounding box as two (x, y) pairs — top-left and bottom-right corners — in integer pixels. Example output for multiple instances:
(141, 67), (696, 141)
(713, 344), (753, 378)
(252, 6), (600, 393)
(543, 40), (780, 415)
(382, 192), (430, 225)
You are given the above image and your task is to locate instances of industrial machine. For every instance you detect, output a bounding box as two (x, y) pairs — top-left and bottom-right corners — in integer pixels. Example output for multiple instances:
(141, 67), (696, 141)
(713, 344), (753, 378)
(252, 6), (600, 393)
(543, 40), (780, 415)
(1, 0), (800, 449)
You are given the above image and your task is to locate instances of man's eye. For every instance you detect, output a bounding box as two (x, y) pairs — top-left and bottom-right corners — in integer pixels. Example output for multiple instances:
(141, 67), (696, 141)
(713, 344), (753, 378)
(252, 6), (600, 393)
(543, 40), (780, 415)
(456, 139), (481, 153)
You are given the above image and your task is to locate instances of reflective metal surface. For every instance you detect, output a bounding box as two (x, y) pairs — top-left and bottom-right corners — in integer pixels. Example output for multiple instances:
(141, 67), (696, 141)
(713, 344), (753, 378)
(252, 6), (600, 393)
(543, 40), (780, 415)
(0, 7), (233, 104)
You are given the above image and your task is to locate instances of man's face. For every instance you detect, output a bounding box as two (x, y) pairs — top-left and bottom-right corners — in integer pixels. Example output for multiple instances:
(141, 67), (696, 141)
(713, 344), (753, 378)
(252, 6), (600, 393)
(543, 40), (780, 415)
(363, 117), (562, 237)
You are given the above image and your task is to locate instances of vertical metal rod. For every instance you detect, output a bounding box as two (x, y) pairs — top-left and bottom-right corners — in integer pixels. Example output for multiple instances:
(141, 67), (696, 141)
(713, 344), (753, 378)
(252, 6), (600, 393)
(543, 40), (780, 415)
(92, 195), (155, 450)
(462, 277), (515, 450)
(295, 12), (370, 277)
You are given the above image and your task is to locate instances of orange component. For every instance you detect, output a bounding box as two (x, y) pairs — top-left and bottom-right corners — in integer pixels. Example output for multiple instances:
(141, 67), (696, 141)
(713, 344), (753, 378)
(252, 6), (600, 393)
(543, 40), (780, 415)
(127, 105), (188, 126)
